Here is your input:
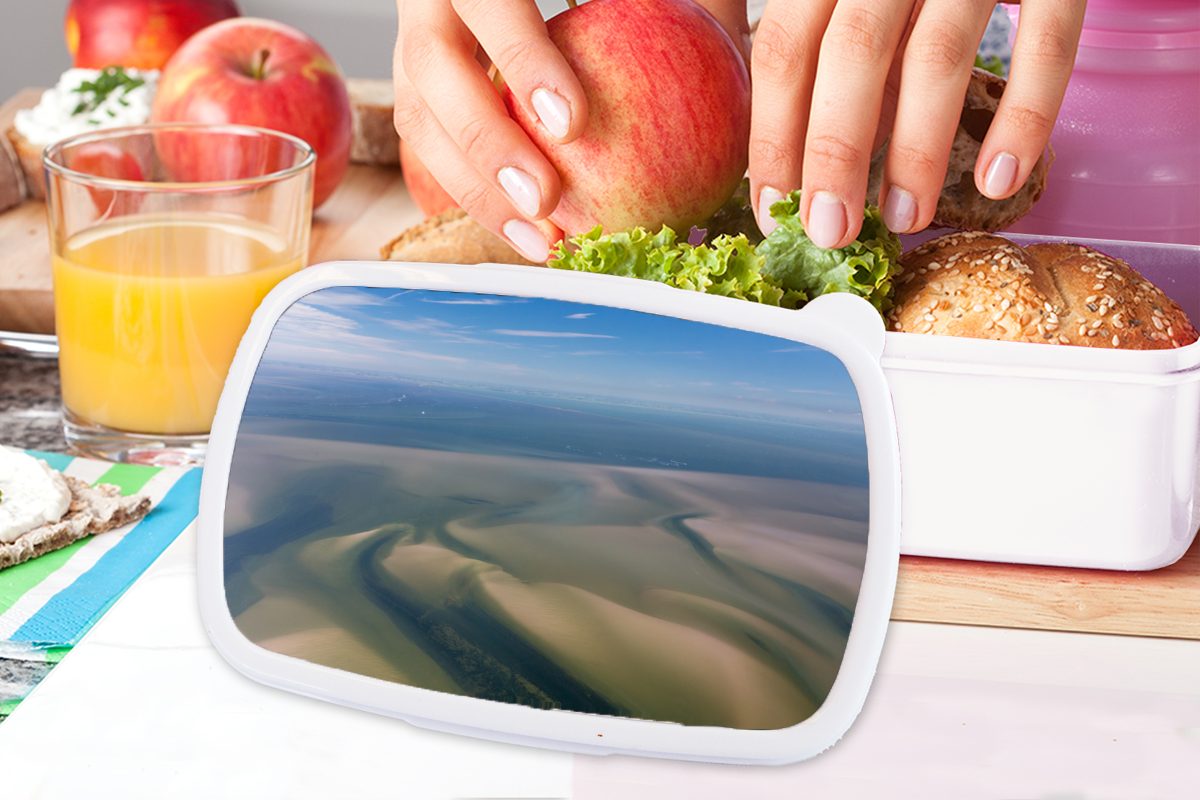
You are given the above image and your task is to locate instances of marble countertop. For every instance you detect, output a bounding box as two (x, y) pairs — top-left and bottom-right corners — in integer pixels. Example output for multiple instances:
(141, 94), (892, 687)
(0, 351), (63, 453)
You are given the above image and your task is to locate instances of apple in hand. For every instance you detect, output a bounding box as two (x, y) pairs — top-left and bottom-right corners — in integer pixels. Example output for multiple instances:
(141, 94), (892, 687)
(399, 139), (458, 218)
(151, 18), (352, 208)
(66, 0), (240, 70)
(502, 0), (750, 235)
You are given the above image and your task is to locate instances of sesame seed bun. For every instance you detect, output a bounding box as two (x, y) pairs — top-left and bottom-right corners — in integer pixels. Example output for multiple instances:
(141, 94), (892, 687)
(888, 232), (1199, 349)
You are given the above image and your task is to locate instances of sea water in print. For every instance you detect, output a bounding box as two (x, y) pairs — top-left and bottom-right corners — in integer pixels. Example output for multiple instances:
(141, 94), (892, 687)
(223, 287), (870, 730)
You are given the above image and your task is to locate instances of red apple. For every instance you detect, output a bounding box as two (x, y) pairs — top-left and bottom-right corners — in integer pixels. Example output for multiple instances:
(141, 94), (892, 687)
(399, 139), (458, 218)
(66, 0), (240, 70)
(151, 18), (351, 208)
(502, 0), (749, 235)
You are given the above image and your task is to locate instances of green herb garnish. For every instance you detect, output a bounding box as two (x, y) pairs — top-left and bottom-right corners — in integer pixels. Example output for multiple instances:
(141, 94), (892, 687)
(71, 67), (145, 116)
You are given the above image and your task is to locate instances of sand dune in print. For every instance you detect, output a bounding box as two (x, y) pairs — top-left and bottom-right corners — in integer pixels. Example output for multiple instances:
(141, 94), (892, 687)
(225, 432), (868, 730)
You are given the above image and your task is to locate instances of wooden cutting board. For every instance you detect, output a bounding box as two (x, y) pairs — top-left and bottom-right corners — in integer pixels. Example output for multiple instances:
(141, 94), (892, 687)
(894, 536), (1200, 640)
(0, 88), (421, 335)
(2, 92), (1197, 641)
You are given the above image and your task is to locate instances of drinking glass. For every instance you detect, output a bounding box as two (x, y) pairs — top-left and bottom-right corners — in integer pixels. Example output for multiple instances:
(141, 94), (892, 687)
(44, 123), (314, 465)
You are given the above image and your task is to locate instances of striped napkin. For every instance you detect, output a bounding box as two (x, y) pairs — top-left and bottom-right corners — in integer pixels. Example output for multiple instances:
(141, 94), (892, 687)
(0, 451), (201, 653)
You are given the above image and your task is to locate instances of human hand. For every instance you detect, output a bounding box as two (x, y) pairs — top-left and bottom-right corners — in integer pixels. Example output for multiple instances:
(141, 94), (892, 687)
(393, 0), (749, 262)
(748, 1), (1085, 247)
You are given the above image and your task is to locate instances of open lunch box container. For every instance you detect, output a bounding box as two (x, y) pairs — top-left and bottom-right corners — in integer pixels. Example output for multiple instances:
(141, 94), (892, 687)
(195, 231), (1198, 764)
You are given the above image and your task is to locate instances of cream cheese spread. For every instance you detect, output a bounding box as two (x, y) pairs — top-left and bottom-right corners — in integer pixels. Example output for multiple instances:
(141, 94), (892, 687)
(0, 446), (72, 543)
(14, 67), (158, 147)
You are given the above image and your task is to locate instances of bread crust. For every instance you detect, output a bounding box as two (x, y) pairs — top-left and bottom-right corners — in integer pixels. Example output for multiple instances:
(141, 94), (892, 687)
(0, 477), (152, 571)
(0, 127), (26, 212)
(381, 208), (538, 266)
(889, 232), (1199, 349)
(867, 68), (1050, 232)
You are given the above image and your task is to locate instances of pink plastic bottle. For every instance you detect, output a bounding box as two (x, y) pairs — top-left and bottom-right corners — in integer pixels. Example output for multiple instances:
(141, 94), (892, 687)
(1006, 1), (1200, 245)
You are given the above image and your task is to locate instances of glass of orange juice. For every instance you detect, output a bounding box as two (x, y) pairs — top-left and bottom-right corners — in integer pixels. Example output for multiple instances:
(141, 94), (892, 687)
(44, 123), (314, 465)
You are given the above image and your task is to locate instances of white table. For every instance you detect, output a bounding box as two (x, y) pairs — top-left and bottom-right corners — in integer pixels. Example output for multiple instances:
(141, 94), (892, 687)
(1, 524), (1197, 799)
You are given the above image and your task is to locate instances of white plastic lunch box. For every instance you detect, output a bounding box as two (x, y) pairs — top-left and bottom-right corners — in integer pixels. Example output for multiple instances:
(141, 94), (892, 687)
(884, 233), (1200, 570)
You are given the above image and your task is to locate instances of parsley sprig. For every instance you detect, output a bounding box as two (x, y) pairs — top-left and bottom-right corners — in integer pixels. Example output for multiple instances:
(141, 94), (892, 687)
(71, 67), (145, 117)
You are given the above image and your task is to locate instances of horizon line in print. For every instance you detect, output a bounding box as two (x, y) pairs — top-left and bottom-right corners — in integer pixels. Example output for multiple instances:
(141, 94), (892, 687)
(223, 286), (871, 730)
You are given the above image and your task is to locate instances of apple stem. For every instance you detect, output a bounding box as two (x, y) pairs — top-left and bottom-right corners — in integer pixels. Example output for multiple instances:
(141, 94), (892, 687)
(566, 0), (578, 8)
(251, 48), (271, 79)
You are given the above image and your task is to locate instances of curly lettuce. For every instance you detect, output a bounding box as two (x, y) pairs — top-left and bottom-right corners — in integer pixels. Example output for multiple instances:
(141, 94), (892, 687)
(548, 190), (901, 314)
(757, 191), (902, 312)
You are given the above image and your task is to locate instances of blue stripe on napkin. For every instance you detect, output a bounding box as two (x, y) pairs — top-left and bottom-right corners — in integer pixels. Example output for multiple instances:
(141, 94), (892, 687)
(10, 468), (202, 645)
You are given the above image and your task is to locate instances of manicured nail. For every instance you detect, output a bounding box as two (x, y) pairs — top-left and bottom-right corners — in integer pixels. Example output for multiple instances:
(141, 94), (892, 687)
(531, 88), (571, 139)
(503, 218), (550, 262)
(983, 151), (1019, 199)
(807, 191), (847, 249)
(498, 166), (541, 218)
(882, 185), (917, 232)
(757, 186), (783, 236)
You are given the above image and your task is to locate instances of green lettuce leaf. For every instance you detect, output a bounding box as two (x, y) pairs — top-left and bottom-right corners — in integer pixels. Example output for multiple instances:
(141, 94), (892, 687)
(757, 191), (902, 313)
(548, 190), (900, 314)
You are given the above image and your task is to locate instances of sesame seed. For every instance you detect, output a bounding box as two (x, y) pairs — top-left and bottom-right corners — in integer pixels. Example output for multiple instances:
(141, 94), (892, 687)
(1000, 299), (1012, 311)
(1112, 335), (1120, 347)
(1091, 320), (1103, 329)
(1152, 316), (1165, 330)
(1059, 335), (1071, 344)
(920, 322), (933, 333)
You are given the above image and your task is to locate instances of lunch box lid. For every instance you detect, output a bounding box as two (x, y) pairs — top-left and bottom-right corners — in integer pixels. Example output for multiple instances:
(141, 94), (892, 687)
(196, 260), (903, 766)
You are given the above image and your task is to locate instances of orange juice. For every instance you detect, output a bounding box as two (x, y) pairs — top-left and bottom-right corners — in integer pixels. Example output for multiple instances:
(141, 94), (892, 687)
(53, 214), (304, 435)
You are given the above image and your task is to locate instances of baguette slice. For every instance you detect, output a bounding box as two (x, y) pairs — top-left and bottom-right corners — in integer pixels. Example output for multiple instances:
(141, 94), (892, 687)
(0, 477), (152, 571)
(381, 209), (538, 266)
(5, 126), (44, 200)
(348, 78), (400, 167)
(0, 128), (26, 212)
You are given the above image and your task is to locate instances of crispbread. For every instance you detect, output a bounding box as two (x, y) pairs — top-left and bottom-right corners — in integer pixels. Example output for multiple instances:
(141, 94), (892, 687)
(380, 208), (538, 266)
(0, 477), (151, 570)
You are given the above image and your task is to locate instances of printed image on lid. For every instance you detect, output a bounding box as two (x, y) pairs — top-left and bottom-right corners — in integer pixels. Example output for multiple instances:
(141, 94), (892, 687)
(220, 286), (872, 731)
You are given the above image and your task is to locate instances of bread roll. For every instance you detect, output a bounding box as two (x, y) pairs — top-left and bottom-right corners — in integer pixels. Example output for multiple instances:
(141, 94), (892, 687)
(889, 231), (1198, 349)
(381, 208), (537, 266)
(867, 68), (1051, 232)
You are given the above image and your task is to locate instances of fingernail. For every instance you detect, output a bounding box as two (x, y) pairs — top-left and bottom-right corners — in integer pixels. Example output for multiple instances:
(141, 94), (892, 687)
(757, 186), (783, 236)
(882, 185), (917, 232)
(503, 218), (550, 262)
(498, 166), (541, 218)
(531, 88), (571, 139)
(983, 151), (1019, 199)
(807, 191), (847, 249)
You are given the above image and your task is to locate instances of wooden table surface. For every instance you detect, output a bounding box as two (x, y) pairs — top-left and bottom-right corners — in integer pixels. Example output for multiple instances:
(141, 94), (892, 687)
(3, 90), (1197, 641)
